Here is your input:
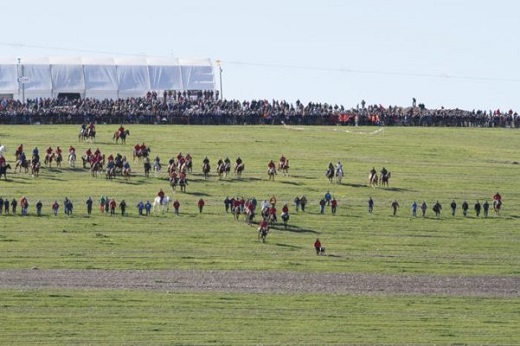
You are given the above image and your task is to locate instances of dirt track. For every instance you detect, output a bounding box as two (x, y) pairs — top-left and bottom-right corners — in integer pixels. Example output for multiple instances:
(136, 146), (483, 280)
(0, 270), (518, 297)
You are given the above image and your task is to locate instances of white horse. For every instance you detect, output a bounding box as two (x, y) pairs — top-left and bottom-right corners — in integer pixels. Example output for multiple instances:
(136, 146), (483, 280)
(68, 152), (76, 168)
(153, 196), (170, 213)
(335, 167), (343, 184)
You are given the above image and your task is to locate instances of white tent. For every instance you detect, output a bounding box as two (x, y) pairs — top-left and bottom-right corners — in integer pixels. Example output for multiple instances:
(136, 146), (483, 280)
(0, 56), (216, 100)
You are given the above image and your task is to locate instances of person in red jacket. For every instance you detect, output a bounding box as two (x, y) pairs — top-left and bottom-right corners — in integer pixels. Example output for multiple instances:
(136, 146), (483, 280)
(173, 199), (180, 215)
(314, 238), (324, 255)
(197, 198), (205, 213)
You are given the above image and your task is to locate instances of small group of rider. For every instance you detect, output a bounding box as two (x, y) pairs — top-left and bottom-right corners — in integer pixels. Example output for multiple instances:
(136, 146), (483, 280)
(369, 166), (388, 180)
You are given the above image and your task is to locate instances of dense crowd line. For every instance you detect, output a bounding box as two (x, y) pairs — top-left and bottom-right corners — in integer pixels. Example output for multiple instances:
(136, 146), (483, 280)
(0, 92), (518, 127)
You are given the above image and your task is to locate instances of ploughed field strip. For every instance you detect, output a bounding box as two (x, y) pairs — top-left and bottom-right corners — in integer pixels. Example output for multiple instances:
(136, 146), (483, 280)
(0, 269), (518, 297)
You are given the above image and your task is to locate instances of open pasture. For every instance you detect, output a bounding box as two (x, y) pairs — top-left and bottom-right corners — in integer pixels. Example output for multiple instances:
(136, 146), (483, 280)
(0, 124), (518, 344)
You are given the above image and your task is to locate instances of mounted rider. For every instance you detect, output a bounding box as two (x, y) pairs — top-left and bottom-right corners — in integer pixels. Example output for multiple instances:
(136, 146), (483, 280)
(380, 166), (388, 179)
(327, 162), (334, 176)
(117, 124), (125, 137)
(369, 167), (377, 180)
(157, 189), (165, 204)
(268, 159), (276, 174)
(279, 154), (287, 169)
(493, 192), (502, 203)
(336, 161), (343, 174)
(235, 156), (244, 171)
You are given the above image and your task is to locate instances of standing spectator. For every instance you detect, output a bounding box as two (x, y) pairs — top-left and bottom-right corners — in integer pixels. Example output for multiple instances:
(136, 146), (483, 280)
(104, 198), (110, 213)
(197, 198), (205, 213)
(420, 201), (427, 217)
(391, 200), (399, 216)
(137, 201), (144, 215)
(319, 198), (326, 214)
(411, 201), (417, 217)
(474, 201), (481, 217)
(368, 197), (374, 213)
(330, 197), (337, 215)
(0, 196), (3, 215)
(86, 197), (93, 215)
(36, 200), (43, 216)
(20, 196), (29, 216)
(461, 201), (469, 216)
(300, 195), (307, 212)
(450, 200), (457, 216)
(52, 201), (59, 216)
(120, 199), (127, 216)
(11, 198), (17, 214)
(482, 201), (490, 218)
(224, 196), (231, 213)
(324, 191), (332, 206)
(109, 199), (117, 215)
(4, 198), (9, 214)
(173, 199), (180, 215)
(144, 200), (152, 216)
(99, 195), (106, 213)
(433, 201), (442, 217)
(293, 196), (300, 212)
(314, 238), (324, 255)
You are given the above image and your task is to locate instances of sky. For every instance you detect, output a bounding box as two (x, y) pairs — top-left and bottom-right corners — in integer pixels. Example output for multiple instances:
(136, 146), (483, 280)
(1, 0), (519, 111)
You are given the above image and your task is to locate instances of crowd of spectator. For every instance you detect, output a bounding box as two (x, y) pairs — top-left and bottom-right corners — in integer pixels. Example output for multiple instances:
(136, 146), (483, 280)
(0, 92), (518, 127)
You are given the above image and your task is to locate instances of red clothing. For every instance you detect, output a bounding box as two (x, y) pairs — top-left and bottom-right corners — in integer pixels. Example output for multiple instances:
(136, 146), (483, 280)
(493, 193), (502, 201)
(157, 190), (165, 198)
(198, 199), (205, 207)
(46, 147), (53, 155)
(268, 161), (275, 168)
(173, 201), (180, 209)
(314, 239), (321, 249)
(331, 200), (337, 207)
(259, 220), (268, 229)
(282, 205), (289, 214)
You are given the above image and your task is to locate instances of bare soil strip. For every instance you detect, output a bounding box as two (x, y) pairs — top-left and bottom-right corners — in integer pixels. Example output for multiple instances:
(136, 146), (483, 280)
(0, 270), (518, 297)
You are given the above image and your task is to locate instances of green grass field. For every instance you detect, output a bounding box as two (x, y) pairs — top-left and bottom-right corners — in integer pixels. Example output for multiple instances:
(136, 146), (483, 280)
(0, 125), (519, 344)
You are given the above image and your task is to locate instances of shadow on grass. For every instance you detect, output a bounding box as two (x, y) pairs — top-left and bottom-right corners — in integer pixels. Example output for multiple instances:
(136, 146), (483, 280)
(271, 224), (321, 234)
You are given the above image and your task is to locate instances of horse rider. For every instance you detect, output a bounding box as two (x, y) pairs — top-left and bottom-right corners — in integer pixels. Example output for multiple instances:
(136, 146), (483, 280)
(45, 146), (53, 157)
(279, 154), (287, 168)
(69, 145), (75, 155)
(0, 153), (5, 168)
(493, 192), (502, 203)
(217, 157), (224, 168)
(380, 167), (388, 178)
(55, 146), (62, 157)
(16, 144), (23, 155)
(328, 162), (334, 174)
(268, 160), (276, 173)
(370, 167), (377, 180)
(235, 156), (243, 170)
(336, 161), (343, 173)
(224, 157), (231, 167)
(157, 189), (165, 204)
(118, 124), (125, 136)
(203, 156), (210, 165)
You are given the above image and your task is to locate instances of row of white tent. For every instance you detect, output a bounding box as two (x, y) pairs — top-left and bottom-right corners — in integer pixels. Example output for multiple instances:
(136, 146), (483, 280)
(0, 56), (216, 100)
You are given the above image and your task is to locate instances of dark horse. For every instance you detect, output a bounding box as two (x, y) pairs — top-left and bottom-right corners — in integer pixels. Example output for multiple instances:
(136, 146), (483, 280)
(0, 164), (12, 180)
(493, 200), (502, 215)
(113, 129), (130, 144)
(380, 172), (391, 188)
(202, 162), (211, 180)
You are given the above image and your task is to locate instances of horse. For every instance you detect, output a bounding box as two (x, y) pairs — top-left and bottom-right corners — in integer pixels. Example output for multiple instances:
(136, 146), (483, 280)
(68, 152), (76, 168)
(123, 167), (131, 180)
(368, 173), (378, 187)
(281, 212), (289, 229)
(15, 158), (30, 173)
(91, 161), (102, 177)
(153, 196), (170, 213)
(326, 168), (334, 183)
(31, 162), (40, 178)
(79, 128), (96, 143)
(144, 160), (152, 178)
(493, 200), (502, 215)
(379, 172), (391, 188)
(55, 152), (63, 168)
(335, 167), (343, 184)
(179, 177), (187, 192)
(133, 146), (151, 162)
(217, 163), (227, 180)
(169, 176), (178, 191)
(44, 152), (55, 167)
(258, 226), (269, 243)
(267, 167), (276, 181)
(0, 163), (11, 180)
(202, 162), (211, 180)
(113, 129), (130, 144)
(279, 160), (289, 176)
(235, 163), (245, 177)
